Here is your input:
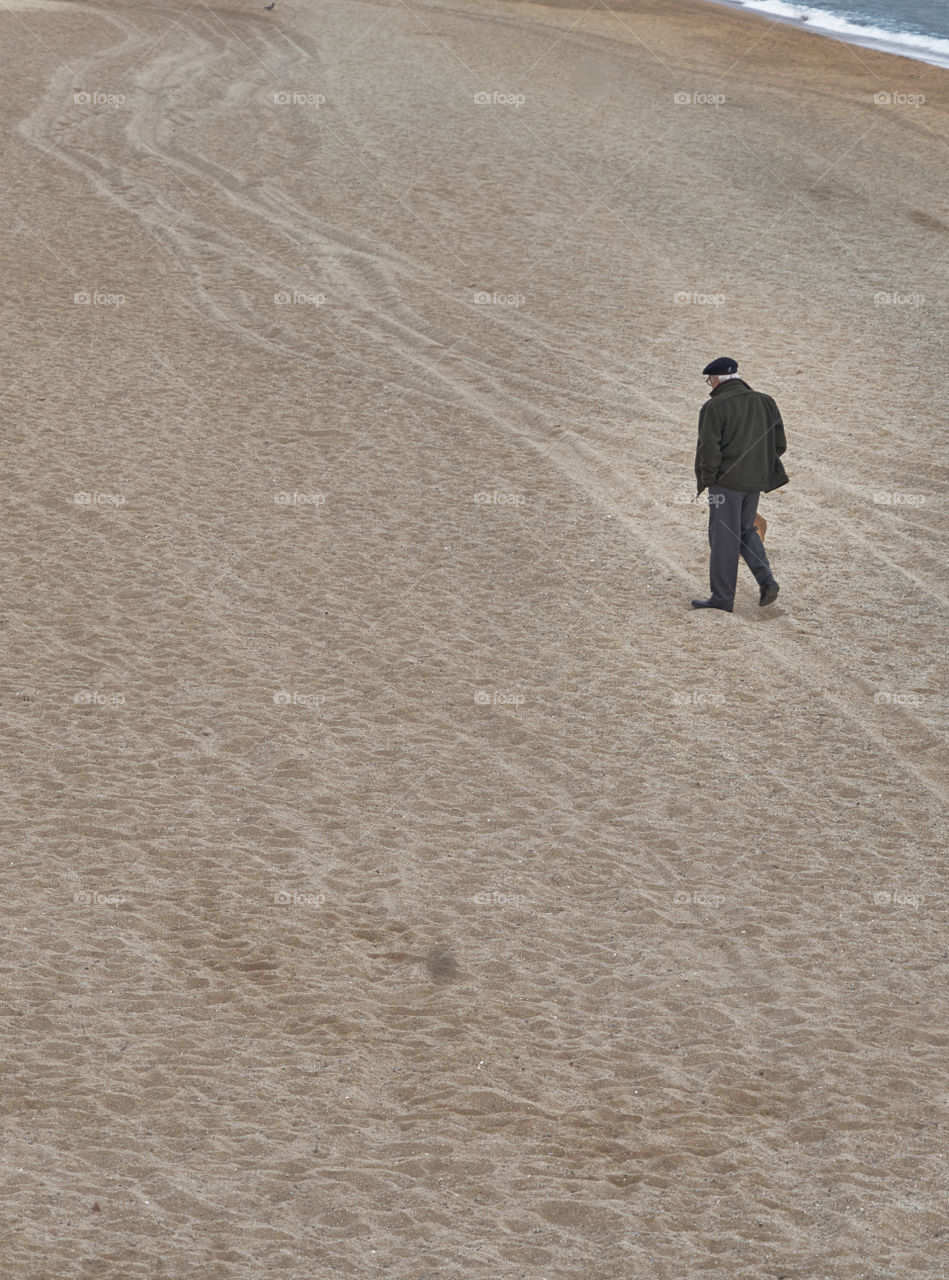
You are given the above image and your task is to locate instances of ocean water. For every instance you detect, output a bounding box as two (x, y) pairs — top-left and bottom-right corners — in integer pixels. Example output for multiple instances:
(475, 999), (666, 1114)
(725, 0), (949, 67)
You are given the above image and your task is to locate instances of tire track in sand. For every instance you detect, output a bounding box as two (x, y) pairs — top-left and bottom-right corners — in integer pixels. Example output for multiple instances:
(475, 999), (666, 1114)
(17, 0), (947, 805)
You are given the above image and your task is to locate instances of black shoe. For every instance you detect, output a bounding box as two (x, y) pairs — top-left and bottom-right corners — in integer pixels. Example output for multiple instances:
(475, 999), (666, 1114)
(759, 582), (779, 607)
(691, 598), (732, 612)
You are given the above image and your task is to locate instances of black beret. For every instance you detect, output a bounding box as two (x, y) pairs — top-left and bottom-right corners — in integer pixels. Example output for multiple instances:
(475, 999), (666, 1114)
(702, 356), (738, 376)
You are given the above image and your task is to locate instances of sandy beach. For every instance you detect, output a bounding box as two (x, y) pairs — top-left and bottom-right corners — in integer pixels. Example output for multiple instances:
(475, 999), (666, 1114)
(1, 0), (947, 1275)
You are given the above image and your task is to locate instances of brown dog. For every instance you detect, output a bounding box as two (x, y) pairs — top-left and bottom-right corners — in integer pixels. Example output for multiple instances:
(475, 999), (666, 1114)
(754, 513), (767, 540)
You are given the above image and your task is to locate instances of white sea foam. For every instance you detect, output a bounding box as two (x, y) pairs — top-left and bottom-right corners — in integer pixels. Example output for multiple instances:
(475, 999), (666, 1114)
(731, 0), (949, 68)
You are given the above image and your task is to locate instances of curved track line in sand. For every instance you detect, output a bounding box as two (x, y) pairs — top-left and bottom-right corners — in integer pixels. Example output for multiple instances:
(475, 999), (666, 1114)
(16, 0), (947, 805)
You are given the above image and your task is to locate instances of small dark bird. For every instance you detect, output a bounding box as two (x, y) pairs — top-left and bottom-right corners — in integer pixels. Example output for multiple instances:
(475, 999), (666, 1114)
(264, 2), (275, 8)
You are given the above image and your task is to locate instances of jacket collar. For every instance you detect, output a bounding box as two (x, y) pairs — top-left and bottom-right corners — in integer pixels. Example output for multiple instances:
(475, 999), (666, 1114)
(710, 378), (751, 396)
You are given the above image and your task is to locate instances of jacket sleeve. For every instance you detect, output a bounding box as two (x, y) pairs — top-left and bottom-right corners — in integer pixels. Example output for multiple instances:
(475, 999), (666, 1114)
(766, 396), (787, 455)
(694, 404), (722, 494)
(774, 412), (787, 457)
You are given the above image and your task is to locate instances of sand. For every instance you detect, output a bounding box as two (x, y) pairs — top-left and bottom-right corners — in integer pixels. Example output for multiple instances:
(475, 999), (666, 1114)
(1, 0), (946, 1275)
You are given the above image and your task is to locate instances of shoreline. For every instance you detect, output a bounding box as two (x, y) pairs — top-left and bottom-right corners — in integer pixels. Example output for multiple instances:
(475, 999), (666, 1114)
(700, 0), (949, 70)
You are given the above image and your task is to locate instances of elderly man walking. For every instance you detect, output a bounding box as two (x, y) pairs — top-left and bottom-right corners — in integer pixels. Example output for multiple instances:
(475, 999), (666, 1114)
(691, 356), (788, 613)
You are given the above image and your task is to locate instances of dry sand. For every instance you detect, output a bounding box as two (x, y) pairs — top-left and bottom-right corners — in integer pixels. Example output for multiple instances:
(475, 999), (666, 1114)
(1, 0), (947, 1275)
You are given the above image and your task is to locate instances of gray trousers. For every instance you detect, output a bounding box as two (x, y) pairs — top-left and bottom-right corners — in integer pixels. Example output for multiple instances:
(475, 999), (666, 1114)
(707, 485), (777, 607)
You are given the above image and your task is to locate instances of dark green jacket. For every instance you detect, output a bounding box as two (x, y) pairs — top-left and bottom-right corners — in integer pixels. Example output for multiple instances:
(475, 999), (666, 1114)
(695, 379), (789, 494)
